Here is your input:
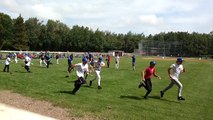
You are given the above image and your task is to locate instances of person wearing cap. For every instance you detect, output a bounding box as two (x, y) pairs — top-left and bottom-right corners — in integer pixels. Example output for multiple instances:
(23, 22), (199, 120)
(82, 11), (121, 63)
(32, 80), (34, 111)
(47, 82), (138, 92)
(138, 61), (161, 99)
(89, 57), (106, 89)
(3, 55), (11, 72)
(88, 52), (95, 73)
(71, 57), (89, 94)
(160, 57), (186, 100)
(66, 54), (74, 77)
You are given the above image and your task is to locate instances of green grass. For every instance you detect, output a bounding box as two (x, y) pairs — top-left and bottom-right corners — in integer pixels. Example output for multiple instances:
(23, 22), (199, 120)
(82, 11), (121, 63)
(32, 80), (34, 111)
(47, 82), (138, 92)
(0, 56), (213, 120)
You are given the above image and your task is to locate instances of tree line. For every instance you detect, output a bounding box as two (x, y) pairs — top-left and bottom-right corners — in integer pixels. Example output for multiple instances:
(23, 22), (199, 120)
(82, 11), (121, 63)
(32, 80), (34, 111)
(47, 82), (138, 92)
(0, 12), (212, 56)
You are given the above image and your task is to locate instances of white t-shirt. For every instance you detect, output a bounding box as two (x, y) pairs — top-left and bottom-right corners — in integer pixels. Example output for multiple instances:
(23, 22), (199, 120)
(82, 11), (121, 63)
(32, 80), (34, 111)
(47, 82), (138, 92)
(115, 56), (120, 63)
(5, 57), (11, 65)
(75, 63), (89, 77)
(25, 56), (31, 66)
(169, 63), (184, 79)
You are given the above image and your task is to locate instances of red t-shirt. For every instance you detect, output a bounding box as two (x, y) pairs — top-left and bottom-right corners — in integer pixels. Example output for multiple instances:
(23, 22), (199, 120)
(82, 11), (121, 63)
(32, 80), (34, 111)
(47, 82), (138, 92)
(144, 67), (156, 79)
(107, 56), (110, 62)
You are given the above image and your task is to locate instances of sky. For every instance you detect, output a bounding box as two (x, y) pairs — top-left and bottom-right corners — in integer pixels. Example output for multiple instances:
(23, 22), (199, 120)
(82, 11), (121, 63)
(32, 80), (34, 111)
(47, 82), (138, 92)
(0, 0), (213, 35)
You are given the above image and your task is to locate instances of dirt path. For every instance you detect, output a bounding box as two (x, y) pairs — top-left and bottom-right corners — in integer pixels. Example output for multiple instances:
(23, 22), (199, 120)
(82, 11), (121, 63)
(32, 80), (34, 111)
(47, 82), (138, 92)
(0, 90), (92, 120)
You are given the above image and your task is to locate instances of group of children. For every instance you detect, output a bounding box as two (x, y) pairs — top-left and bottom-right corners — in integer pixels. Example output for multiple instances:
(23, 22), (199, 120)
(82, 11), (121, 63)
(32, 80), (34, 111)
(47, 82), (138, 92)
(138, 57), (186, 100)
(67, 53), (107, 94)
(2, 52), (186, 100)
(39, 52), (53, 68)
(3, 54), (32, 73)
(68, 52), (186, 101)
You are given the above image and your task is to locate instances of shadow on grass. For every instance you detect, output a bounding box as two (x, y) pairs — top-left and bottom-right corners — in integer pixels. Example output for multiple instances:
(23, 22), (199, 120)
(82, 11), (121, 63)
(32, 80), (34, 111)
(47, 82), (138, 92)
(120, 95), (142, 100)
(148, 95), (180, 103)
(58, 90), (73, 94)
(82, 85), (92, 88)
(33, 66), (47, 68)
(120, 95), (181, 103)
(14, 71), (29, 73)
(66, 80), (75, 83)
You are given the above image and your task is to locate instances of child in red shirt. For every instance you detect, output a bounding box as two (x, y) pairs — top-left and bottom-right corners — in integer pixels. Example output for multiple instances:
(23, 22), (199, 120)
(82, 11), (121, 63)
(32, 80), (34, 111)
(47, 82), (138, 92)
(138, 61), (161, 99)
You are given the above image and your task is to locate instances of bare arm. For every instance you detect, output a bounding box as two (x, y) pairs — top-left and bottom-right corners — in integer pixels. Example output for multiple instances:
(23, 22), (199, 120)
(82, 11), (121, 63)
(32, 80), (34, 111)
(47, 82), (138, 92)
(141, 70), (145, 81)
(183, 67), (185, 73)
(153, 72), (161, 79)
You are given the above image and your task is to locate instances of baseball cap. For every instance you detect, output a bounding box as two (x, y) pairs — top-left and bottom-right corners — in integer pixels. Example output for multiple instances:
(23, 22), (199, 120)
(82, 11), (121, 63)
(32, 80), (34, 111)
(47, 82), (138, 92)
(150, 61), (156, 65)
(82, 57), (87, 62)
(98, 57), (102, 61)
(177, 57), (183, 62)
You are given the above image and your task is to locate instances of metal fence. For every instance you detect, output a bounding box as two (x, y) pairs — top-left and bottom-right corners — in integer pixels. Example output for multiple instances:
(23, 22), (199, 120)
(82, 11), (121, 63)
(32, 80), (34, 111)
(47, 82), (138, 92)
(136, 40), (183, 57)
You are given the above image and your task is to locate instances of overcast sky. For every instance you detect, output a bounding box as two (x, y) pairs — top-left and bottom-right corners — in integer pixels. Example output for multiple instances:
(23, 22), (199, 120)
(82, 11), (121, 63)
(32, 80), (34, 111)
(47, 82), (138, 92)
(1, 0), (213, 35)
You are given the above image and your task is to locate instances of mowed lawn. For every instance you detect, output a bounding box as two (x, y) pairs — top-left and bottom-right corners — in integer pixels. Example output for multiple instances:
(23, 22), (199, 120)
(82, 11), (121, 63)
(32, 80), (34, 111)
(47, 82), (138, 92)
(0, 56), (212, 120)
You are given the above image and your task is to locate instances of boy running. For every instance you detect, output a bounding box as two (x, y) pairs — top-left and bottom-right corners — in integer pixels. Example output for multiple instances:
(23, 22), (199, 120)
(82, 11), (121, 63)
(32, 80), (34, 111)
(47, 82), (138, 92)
(45, 53), (51, 68)
(72, 57), (89, 95)
(66, 54), (74, 77)
(39, 53), (47, 67)
(89, 57), (106, 89)
(3, 55), (11, 72)
(138, 61), (161, 99)
(160, 57), (186, 100)
(24, 55), (31, 72)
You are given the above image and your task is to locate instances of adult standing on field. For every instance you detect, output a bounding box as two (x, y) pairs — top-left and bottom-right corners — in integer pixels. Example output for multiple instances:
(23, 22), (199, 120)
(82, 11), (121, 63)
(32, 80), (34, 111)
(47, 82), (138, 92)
(72, 57), (89, 95)
(138, 61), (161, 99)
(160, 57), (186, 100)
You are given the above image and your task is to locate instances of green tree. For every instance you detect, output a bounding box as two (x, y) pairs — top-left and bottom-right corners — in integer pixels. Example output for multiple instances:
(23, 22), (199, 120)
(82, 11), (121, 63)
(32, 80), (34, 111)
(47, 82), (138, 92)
(38, 25), (47, 50)
(13, 14), (29, 50)
(0, 12), (13, 50)
(25, 17), (43, 51)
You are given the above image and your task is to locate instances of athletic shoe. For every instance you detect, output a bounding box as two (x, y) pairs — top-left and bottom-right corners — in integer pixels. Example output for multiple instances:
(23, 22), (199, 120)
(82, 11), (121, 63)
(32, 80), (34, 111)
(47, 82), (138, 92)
(65, 75), (69, 78)
(160, 91), (164, 98)
(89, 81), (92, 86)
(138, 83), (145, 88)
(178, 96), (185, 100)
(143, 96), (148, 99)
(98, 86), (102, 89)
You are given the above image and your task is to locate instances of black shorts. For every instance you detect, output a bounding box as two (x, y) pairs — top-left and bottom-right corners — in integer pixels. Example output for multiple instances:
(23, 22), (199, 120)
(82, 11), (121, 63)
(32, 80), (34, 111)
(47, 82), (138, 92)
(144, 78), (152, 91)
(75, 77), (86, 85)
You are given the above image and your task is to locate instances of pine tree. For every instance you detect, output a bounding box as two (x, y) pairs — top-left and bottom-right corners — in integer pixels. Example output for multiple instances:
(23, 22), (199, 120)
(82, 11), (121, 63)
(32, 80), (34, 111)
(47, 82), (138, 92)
(13, 14), (29, 50)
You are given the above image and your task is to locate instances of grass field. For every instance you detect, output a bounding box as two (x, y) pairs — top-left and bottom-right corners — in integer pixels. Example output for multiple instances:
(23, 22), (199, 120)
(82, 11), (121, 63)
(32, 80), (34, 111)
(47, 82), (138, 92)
(0, 56), (213, 120)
